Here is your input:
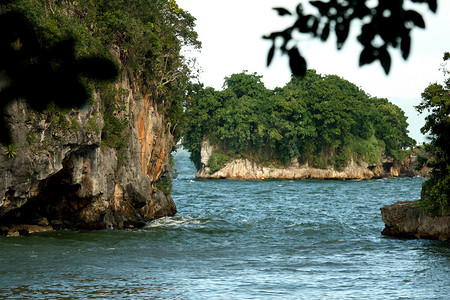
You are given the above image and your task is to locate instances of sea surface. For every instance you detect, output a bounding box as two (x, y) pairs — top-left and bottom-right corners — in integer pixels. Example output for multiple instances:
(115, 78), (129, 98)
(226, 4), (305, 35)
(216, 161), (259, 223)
(1, 149), (449, 299)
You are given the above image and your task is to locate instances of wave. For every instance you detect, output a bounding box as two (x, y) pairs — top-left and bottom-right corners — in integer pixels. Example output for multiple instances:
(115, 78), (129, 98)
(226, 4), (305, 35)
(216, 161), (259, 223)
(145, 216), (208, 228)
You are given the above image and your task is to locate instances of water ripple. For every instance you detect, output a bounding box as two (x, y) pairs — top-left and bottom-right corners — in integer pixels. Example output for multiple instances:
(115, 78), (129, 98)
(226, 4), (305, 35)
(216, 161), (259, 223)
(0, 153), (448, 299)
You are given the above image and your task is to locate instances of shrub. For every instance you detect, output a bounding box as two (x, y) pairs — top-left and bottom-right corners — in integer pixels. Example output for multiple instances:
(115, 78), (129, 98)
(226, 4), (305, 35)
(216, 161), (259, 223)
(208, 151), (230, 174)
(156, 176), (173, 195)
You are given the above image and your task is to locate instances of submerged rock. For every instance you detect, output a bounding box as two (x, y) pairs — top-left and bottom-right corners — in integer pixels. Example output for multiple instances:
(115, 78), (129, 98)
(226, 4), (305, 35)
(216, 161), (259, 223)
(380, 201), (450, 241)
(0, 224), (54, 236)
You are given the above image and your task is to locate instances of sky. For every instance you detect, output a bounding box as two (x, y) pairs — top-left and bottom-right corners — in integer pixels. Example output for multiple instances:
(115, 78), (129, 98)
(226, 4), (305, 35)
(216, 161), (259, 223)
(176, 0), (450, 144)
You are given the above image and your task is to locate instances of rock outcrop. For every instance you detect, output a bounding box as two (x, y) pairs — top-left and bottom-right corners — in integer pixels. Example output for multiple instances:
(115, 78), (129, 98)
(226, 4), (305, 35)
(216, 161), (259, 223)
(368, 150), (431, 178)
(198, 156), (375, 180)
(0, 72), (176, 235)
(196, 140), (430, 180)
(381, 201), (450, 241)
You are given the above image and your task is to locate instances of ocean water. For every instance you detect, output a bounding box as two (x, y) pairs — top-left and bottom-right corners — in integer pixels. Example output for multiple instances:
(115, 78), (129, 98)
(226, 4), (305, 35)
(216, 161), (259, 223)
(0, 150), (449, 299)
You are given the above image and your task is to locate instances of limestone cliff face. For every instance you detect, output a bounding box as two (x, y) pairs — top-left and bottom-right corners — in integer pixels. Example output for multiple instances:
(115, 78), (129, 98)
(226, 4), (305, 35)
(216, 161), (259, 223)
(198, 156), (375, 180)
(196, 140), (429, 180)
(367, 150), (430, 179)
(381, 201), (450, 241)
(0, 73), (176, 235)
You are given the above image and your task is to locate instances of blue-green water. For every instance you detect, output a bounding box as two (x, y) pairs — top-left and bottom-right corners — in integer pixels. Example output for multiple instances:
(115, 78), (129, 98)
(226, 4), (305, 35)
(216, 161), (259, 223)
(1, 150), (449, 299)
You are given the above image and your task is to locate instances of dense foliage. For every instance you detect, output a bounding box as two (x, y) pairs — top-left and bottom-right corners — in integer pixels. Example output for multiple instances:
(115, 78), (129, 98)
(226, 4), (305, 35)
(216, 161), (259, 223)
(184, 70), (415, 171)
(6, 0), (200, 148)
(416, 52), (450, 214)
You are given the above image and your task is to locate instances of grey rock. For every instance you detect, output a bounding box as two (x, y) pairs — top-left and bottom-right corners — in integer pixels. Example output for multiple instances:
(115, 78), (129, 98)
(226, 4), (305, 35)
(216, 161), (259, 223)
(0, 74), (176, 234)
(197, 139), (430, 180)
(381, 201), (450, 241)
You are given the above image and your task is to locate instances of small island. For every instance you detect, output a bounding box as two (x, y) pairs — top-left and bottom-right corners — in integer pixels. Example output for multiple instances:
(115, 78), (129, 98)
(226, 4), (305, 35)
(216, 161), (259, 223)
(184, 70), (422, 180)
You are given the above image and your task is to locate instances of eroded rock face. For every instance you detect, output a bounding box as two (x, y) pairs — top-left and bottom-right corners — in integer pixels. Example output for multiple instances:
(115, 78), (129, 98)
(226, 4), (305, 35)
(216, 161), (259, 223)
(381, 201), (450, 241)
(398, 150), (431, 177)
(197, 157), (375, 180)
(0, 75), (176, 235)
(196, 140), (430, 180)
(200, 139), (214, 167)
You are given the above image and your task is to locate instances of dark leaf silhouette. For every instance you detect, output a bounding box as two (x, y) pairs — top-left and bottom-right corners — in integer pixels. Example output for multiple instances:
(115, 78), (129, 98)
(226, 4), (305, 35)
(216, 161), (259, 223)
(310, 18), (320, 37)
(0, 9), (118, 145)
(309, 1), (329, 15)
(273, 7), (291, 16)
(288, 47), (307, 77)
(295, 4), (303, 16)
(335, 20), (350, 49)
(379, 47), (391, 74)
(267, 1), (438, 76)
(405, 10), (425, 28)
(359, 47), (377, 66)
(76, 57), (120, 80)
(267, 44), (275, 67)
(400, 32), (411, 59)
(425, 0), (438, 13)
(320, 22), (330, 41)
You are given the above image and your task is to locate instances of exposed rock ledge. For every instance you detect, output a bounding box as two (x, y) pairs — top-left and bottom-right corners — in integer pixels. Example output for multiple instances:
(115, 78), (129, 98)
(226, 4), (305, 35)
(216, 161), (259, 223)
(196, 140), (429, 180)
(381, 201), (450, 241)
(0, 224), (53, 237)
(198, 157), (376, 180)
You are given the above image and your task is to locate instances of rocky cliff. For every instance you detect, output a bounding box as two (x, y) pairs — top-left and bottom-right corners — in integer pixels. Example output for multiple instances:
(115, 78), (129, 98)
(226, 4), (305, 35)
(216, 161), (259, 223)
(196, 140), (430, 180)
(381, 201), (450, 241)
(0, 72), (176, 236)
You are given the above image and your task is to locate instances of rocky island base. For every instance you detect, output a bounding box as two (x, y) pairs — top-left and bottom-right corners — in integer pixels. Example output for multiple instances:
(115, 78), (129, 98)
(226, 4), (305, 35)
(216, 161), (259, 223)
(381, 201), (450, 241)
(196, 140), (430, 180)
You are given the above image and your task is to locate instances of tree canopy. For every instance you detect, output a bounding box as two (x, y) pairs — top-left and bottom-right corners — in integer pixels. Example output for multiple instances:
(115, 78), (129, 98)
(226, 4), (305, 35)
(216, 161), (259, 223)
(1, 0), (200, 145)
(416, 52), (450, 214)
(266, 0), (439, 76)
(184, 70), (415, 170)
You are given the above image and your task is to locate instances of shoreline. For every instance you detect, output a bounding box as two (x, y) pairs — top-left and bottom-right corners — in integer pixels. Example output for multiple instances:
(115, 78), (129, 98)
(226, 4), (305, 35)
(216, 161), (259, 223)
(196, 156), (429, 181)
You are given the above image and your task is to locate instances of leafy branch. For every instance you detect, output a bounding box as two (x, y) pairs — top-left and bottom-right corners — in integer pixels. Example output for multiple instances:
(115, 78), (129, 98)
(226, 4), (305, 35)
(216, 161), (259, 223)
(265, 0), (438, 76)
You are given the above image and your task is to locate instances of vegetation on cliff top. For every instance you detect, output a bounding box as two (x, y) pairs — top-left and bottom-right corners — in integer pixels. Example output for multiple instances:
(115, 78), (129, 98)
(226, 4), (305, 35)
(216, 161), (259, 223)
(183, 70), (416, 171)
(5, 0), (200, 150)
(417, 52), (450, 214)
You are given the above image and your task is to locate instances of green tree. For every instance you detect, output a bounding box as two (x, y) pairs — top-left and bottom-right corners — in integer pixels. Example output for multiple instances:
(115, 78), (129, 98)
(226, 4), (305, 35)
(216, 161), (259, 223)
(416, 52), (450, 214)
(0, 2), (118, 144)
(223, 71), (268, 99)
(183, 70), (414, 170)
(184, 84), (222, 168)
(5, 0), (200, 150)
(372, 97), (416, 158)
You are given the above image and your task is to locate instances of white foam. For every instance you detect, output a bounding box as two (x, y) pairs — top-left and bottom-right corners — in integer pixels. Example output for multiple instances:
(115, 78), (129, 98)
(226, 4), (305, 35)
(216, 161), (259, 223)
(145, 216), (207, 228)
